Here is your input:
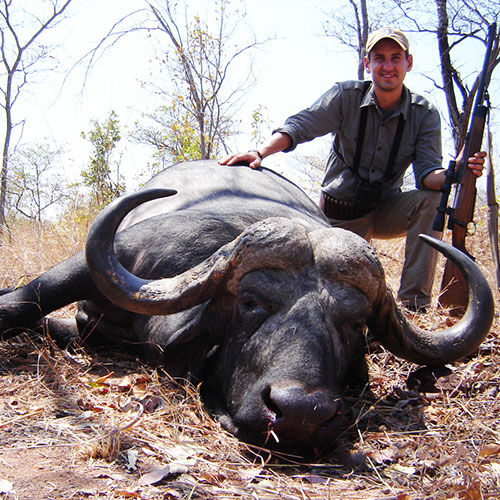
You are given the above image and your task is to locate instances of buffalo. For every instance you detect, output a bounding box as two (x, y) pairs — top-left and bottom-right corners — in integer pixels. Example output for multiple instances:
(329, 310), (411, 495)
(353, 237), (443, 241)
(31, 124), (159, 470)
(0, 160), (494, 451)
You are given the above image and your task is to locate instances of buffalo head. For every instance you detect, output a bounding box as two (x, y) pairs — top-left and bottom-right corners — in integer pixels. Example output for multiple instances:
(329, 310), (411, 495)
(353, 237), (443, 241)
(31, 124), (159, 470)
(85, 189), (494, 450)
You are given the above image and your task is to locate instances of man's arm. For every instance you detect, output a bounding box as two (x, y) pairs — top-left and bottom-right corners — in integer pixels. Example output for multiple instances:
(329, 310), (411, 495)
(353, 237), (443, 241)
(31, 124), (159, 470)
(219, 132), (292, 169)
(422, 151), (486, 190)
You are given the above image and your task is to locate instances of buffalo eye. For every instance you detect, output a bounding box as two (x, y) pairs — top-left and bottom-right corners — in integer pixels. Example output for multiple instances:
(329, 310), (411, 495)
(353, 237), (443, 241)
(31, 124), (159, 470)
(238, 296), (267, 313)
(236, 294), (271, 327)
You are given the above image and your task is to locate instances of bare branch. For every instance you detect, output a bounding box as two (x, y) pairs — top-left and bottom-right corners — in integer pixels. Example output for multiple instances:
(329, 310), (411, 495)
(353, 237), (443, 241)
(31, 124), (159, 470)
(0, 0), (75, 230)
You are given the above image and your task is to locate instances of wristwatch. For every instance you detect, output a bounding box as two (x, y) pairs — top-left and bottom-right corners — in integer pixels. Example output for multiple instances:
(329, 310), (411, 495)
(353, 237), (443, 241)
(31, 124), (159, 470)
(248, 149), (263, 160)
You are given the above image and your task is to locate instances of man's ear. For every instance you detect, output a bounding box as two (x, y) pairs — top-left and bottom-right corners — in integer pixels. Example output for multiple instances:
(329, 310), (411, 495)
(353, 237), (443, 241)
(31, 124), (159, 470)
(363, 55), (371, 74)
(407, 53), (413, 71)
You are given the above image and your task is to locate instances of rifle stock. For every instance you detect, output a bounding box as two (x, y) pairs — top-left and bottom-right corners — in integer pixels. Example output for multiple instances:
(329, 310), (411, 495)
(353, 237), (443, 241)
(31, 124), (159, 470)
(437, 23), (496, 314)
(439, 114), (486, 313)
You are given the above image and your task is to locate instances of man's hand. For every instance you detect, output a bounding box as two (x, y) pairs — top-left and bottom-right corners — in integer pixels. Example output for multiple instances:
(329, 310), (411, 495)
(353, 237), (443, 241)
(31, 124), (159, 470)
(219, 151), (262, 169)
(219, 132), (292, 170)
(423, 151), (487, 190)
(466, 151), (487, 177)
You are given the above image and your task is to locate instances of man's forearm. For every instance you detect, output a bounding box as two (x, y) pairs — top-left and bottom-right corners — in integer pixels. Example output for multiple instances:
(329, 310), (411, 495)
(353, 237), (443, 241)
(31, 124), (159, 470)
(422, 169), (446, 190)
(422, 152), (486, 190)
(259, 132), (292, 158)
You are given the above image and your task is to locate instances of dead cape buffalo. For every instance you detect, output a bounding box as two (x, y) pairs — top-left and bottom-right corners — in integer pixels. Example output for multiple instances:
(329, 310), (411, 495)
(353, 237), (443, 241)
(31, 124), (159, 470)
(0, 160), (494, 450)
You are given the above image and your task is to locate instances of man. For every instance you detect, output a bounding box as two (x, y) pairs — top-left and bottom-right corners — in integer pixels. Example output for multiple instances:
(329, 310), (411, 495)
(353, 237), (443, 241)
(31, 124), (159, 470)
(219, 27), (485, 311)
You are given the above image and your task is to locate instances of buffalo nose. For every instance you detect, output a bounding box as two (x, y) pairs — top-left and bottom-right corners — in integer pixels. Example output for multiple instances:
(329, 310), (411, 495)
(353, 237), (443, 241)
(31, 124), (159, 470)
(265, 383), (342, 440)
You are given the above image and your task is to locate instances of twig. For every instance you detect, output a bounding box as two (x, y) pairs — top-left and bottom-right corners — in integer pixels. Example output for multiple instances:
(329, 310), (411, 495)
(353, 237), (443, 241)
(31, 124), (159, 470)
(0, 408), (43, 429)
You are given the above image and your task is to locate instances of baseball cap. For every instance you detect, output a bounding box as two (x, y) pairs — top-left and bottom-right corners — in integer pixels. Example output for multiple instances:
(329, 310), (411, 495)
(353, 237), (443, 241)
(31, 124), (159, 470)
(366, 27), (409, 54)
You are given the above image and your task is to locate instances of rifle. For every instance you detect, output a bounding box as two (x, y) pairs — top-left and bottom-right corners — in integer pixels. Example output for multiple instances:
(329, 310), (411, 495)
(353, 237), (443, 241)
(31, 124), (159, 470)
(433, 22), (497, 314)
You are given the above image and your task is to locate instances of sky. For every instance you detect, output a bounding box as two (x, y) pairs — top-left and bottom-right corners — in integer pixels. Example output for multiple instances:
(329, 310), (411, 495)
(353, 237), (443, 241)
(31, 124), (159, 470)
(19, 0), (345, 182)
(9, 0), (500, 194)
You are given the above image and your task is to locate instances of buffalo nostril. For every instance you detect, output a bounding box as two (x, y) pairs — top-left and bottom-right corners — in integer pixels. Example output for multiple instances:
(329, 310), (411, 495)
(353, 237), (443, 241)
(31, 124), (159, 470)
(267, 384), (341, 434)
(262, 385), (283, 421)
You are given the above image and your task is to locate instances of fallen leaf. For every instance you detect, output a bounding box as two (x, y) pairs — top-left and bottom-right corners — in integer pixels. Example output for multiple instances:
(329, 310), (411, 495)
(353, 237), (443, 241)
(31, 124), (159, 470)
(138, 466), (171, 486)
(134, 374), (151, 386)
(368, 446), (398, 465)
(299, 474), (329, 485)
(396, 494), (410, 500)
(390, 464), (417, 475)
(139, 395), (164, 413)
(94, 472), (126, 481)
(165, 441), (202, 464)
(95, 372), (115, 384)
(125, 449), (139, 471)
(162, 489), (182, 499)
(138, 464), (189, 486)
(113, 490), (142, 498)
(239, 467), (263, 482)
(479, 443), (500, 458)
(458, 480), (482, 500)
(198, 471), (226, 485)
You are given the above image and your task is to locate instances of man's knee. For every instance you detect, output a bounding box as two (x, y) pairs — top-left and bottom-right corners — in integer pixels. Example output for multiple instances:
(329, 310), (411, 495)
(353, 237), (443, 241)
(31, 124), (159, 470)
(409, 189), (441, 220)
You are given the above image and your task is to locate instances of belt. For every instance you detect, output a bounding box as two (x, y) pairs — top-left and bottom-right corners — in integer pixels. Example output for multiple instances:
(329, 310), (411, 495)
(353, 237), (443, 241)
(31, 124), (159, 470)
(320, 192), (375, 221)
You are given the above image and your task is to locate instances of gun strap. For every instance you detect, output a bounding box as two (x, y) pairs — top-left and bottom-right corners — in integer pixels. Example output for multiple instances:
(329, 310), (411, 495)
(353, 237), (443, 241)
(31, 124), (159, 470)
(352, 84), (406, 181)
(351, 82), (371, 174)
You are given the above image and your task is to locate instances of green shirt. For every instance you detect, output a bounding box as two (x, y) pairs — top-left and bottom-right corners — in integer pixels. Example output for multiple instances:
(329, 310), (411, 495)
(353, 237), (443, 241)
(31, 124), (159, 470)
(275, 80), (443, 203)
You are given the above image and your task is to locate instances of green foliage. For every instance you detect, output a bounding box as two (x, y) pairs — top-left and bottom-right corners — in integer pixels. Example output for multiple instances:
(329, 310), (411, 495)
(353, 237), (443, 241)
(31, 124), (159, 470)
(250, 105), (270, 147)
(81, 110), (125, 211)
(164, 98), (203, 162)
(134, 0), (258, 172)
(135, 96), (211, 171)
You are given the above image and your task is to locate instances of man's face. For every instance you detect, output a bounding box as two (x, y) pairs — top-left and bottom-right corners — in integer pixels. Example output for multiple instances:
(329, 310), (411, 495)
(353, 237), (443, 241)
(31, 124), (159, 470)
(364, 39), (413, 93)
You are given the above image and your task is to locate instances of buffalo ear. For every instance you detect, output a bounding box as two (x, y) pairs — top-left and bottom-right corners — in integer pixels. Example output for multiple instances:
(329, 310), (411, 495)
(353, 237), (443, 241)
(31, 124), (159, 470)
(137, 300), (229, 378)
(161, 302), (213, 348)
(367, 290), (413, 361)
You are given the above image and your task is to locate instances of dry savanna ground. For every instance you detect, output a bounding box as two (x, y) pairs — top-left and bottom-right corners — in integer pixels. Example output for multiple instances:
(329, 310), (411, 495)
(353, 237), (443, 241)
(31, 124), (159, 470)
(0, 205), (499, 500)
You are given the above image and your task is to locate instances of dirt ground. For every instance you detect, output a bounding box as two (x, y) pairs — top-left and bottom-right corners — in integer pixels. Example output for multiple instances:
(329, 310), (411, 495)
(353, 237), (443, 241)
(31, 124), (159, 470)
(1, 214), (500, 499)
(1, 312), (500, 499)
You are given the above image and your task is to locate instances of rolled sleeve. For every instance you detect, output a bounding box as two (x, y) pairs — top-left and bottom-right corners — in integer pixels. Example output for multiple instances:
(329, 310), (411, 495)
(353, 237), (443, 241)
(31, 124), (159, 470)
(273, 84), (344, 152)
(412, 105), (443, 189)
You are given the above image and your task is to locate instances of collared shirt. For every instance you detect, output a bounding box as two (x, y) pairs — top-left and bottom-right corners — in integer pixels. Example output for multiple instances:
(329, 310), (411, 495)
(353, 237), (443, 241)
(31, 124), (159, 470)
(275, 80), (443, 203)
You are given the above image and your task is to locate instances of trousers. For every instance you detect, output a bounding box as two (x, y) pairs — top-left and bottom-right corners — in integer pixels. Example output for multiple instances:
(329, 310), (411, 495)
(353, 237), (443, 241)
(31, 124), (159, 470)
(324, 189), (442, 308)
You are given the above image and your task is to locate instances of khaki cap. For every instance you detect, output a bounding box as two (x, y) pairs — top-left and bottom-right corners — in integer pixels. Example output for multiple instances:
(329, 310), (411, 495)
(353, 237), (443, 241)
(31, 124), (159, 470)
(366, 27), (409, 54)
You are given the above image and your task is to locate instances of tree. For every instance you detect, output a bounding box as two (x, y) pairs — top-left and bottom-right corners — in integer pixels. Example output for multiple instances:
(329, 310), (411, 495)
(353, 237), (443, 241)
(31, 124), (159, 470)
(322, 1), (499, 154)
(79, 0), (265, 168)
(396, 0), (499, 150)
(7, 142), (67, 223)
(81, 111), (124, 211)
(146, 0), (260, 160)
(322, 0), (399, 79)
(133, 98), (203, 169)
(127, 0), (263, 165)
(0, 0), (73, 231)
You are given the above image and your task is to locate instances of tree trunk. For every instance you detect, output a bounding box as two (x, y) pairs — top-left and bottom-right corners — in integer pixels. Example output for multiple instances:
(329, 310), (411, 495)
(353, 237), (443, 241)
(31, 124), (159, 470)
(435, 0), (461, 149)
(359, 0), (368, 80)
(0, 74), (13, 234)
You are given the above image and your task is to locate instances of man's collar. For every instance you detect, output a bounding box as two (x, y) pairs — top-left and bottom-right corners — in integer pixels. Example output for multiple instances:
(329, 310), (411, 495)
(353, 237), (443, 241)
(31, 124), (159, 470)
(361, 84), (410, 119)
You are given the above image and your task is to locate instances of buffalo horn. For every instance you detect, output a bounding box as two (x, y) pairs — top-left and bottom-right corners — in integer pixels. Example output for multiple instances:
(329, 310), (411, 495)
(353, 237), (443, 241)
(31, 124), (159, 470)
(369, 235), (494, 365)
(85, 189), (313, 315)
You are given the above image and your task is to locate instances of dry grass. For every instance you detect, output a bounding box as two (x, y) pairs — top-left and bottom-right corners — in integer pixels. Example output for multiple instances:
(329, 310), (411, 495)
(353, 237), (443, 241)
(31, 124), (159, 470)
(0, 206), (499, 500)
